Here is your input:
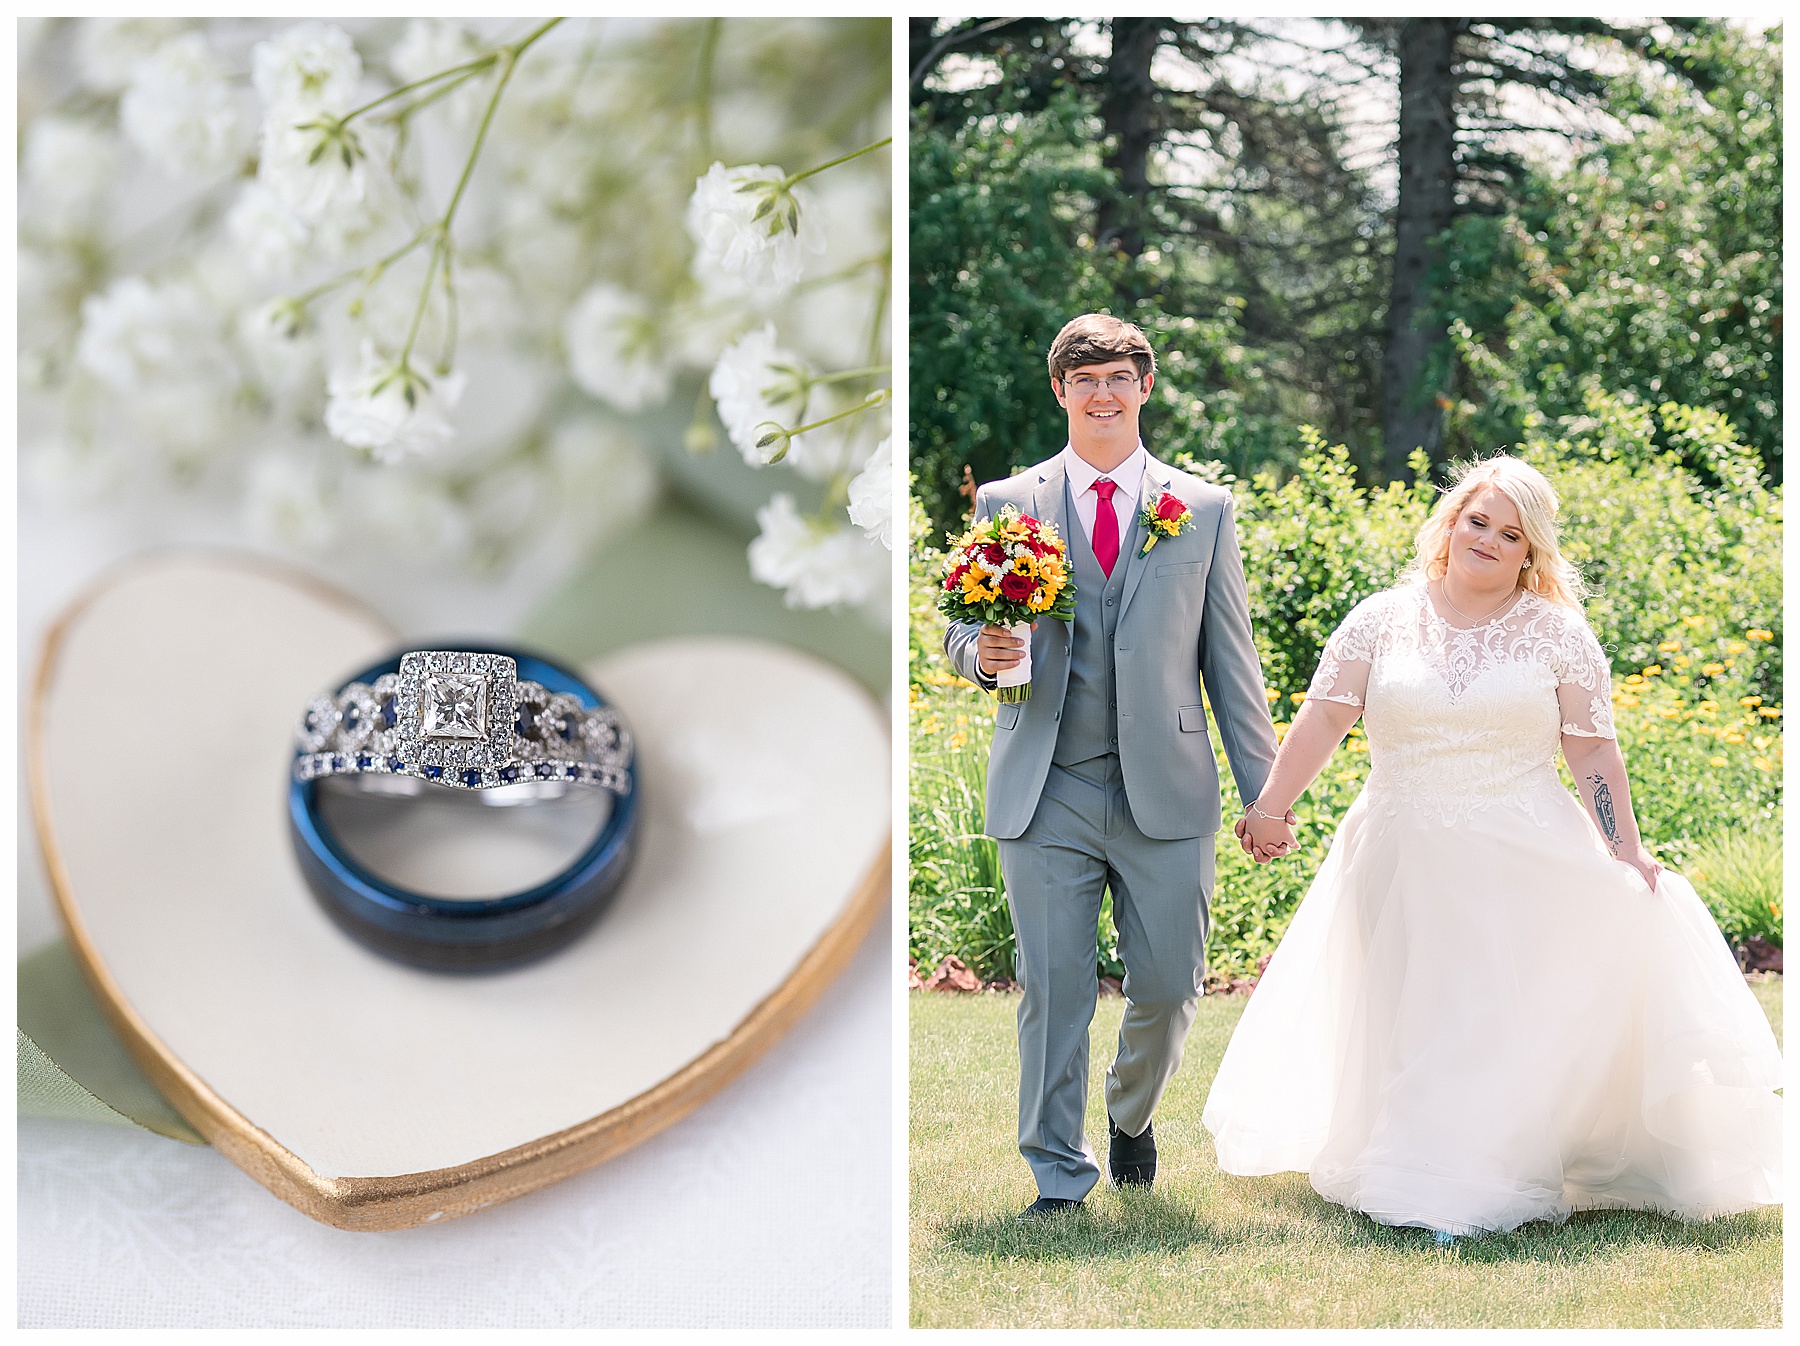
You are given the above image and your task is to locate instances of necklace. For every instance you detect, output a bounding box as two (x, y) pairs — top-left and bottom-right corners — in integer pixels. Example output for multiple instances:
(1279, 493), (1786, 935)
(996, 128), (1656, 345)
(1436, 579), (1519, 627)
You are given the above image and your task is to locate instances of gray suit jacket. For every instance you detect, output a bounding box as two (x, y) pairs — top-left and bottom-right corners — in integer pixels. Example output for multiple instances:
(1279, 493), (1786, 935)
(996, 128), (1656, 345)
(944, 453), (1278, 841)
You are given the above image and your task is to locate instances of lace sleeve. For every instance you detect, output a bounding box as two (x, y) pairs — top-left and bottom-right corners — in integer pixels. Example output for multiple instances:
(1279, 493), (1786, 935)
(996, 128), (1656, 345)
(1306, 594), (1384, 709)
(1551, 611), (1617, 739)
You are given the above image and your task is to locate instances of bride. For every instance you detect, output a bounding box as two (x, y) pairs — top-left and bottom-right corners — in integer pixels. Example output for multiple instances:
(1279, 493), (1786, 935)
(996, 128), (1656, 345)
(1207, 455), (1782, 1240)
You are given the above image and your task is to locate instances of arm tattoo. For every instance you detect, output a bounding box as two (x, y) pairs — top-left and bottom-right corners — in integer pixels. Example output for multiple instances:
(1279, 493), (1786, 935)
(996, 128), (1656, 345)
(1586, 773), (1620, 854)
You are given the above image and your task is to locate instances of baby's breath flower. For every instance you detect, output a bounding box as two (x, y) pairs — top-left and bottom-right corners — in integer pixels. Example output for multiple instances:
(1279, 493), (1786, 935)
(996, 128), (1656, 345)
(846, 437), (893, 549)
(686, 161), (825, 298)
(709, 323), (810, 465)
(77, 17), (187, 94)
(257, 111), (377, 224)
(252, 21), (361, 114)
(121, 32), (251, 181)
(748, 492), (887, 610)
(563, 284), (676, 412)
(324, 340), (464, 464)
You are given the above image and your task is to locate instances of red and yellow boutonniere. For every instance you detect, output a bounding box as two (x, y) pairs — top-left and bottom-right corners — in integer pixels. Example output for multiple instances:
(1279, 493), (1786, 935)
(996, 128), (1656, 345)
(1137, 490), (1194, 556)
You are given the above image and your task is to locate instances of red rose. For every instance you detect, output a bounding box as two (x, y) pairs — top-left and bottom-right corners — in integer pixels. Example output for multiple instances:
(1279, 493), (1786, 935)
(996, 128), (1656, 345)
(999, 572), (1034, 602)
(1156, 492), (1186, 522)
(983, 542), (1007, 565)
(944, 563), (968, 591)
(1018, 513), (1040, 528)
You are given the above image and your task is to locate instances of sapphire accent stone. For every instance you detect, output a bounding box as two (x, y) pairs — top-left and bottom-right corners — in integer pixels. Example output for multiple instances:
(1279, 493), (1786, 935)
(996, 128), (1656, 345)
(500, 765), (521, 782)
(356, 755), (372, 769)
(462, 769), (483, 787)
(331, 756), (346, 770)
(389, 758), (404, 772)
(537, 763), (558, 779)
(379, 696), (397, 729)
(423, 765), (443, 780)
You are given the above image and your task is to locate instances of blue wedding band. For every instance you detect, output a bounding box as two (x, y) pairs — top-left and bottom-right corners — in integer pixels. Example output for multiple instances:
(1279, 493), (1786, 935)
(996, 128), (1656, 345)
(288, 645), (639, 971)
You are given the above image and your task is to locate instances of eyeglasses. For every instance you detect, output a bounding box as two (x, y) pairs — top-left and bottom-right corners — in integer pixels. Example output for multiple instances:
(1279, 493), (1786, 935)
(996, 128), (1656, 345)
(1062, 373), (1143, 398)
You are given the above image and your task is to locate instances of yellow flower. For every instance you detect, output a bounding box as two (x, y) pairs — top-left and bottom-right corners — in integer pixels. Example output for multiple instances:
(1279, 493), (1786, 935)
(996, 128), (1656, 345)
(1265, 688), (1281, 703)
(1710, 756), (1728, 767)
(1727, 640), (1748, 655)
(1758, 707), (1781, 719)
(1702, 663), (1725, 676)
(1748, 628), (1774, 642)
(1657, 640), (1681, 653)
(1290, 691), (1308, 704)
(1625, 674), (1645, 685)
(1740, 695), (1763, 707)
(1642, 665), (1663, 677)
(1672, 675), (1690, 685)
(1753, 757), (1774, 772)
(1680, 615), (1706, 628)
(1615, 693), (1640, 708)
(1724, 730), (1746, 744)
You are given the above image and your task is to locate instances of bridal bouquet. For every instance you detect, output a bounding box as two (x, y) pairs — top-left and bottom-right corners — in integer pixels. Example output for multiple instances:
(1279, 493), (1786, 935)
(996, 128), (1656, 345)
(937, 506), (1075, 702)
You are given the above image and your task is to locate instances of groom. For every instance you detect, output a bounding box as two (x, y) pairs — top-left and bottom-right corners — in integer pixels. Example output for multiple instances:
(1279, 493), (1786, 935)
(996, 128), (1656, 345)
(943, 314), (1282, 1218)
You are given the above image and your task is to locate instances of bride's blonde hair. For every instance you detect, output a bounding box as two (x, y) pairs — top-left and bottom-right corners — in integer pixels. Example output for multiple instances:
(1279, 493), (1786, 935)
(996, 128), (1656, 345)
(1400, 454), (1587, 608)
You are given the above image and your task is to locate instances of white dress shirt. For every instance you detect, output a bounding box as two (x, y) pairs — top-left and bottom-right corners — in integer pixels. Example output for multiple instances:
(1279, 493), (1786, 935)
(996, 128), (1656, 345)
(1059, 442), (1149, 548)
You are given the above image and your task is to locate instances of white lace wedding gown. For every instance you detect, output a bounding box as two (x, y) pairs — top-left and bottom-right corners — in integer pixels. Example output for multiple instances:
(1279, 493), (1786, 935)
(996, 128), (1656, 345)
(1203, 583), (1783, 1235)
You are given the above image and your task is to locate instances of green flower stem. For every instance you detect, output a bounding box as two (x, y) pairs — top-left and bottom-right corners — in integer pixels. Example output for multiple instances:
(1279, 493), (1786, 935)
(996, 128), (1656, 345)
(337, 56), (500, 128)
(694, 18), (722, 164)
(781, 387), (891, 439)
(398, 18), (562, 372)
(289, 224), (435, 310)
(809, 364), (890, 386)
(782, 135), (892, 188)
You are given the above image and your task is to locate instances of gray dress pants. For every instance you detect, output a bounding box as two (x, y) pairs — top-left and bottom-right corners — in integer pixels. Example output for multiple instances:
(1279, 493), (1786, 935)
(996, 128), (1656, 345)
(999, 757), (1216, 1199)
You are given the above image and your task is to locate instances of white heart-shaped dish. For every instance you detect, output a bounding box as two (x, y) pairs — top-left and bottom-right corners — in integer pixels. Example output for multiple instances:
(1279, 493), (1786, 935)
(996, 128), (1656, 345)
(28, 553), (889, 1229)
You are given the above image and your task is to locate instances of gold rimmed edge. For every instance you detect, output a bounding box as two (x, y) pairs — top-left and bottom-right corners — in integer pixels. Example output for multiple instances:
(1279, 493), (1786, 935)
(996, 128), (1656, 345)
(28, 549), (891, 1231)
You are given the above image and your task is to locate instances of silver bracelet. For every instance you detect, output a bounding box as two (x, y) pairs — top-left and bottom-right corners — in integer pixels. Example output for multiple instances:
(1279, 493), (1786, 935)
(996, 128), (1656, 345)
(1244, 800), (1287, 823)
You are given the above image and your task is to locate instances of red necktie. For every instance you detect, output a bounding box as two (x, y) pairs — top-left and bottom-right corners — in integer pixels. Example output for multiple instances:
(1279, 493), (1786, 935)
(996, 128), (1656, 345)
(1092, 478), (1120, 577)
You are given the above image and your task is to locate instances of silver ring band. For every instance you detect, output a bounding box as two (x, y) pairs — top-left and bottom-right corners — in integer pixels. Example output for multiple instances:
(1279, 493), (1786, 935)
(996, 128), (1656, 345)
(292, 650), (632, 794)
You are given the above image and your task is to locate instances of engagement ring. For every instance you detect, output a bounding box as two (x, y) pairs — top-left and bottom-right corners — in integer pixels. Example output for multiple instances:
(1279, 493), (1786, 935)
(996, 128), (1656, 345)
(293, 649), (633, 795)
(288, 646), (639, 971)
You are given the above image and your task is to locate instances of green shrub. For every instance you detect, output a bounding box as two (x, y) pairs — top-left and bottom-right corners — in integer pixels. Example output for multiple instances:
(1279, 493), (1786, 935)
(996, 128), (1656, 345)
(1685, 829), (1783, 951)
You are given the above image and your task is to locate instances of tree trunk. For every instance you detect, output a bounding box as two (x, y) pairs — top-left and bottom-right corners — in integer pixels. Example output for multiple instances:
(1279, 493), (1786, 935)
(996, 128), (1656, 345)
(1381, 18), (1459, 477)
(1097, 18), (1162, 257)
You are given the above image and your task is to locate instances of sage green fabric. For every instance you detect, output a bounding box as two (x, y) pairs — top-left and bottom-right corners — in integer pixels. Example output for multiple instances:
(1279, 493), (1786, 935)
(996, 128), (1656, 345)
(17, 941), (205, 1143)
(19, 485), (887, 1143)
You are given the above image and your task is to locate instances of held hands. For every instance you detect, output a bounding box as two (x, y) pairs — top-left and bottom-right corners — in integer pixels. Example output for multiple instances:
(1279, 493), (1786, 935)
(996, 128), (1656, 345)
(975, 622), (1034, 678)
(1234, 804), (1300, 863)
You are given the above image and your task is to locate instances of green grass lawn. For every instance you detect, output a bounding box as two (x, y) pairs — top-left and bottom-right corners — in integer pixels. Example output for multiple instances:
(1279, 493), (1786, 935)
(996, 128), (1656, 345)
(910, 978), (1783, 1329)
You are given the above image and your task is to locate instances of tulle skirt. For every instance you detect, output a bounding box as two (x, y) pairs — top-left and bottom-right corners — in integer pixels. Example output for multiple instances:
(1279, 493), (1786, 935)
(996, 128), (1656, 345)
(1202, 783), (1783, 1235)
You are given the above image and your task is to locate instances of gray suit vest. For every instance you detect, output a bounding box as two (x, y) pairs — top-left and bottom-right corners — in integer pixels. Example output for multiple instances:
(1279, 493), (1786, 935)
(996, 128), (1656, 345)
(1052, 477), (1142, 771)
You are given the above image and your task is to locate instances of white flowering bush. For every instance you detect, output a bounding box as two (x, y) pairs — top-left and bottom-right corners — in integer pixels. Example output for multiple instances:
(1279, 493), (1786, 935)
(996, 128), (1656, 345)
(19, 18), (891, 617)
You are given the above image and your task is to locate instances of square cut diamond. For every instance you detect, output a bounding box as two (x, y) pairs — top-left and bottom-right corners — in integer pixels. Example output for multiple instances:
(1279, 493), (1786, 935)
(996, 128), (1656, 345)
(422, 673), (489, 740)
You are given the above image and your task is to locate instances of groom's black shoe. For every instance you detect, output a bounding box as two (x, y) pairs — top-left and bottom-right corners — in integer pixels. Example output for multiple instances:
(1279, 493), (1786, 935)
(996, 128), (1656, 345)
(1108, 1115), (1156, 1188)
(1016, 1196), (1084, 1221)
